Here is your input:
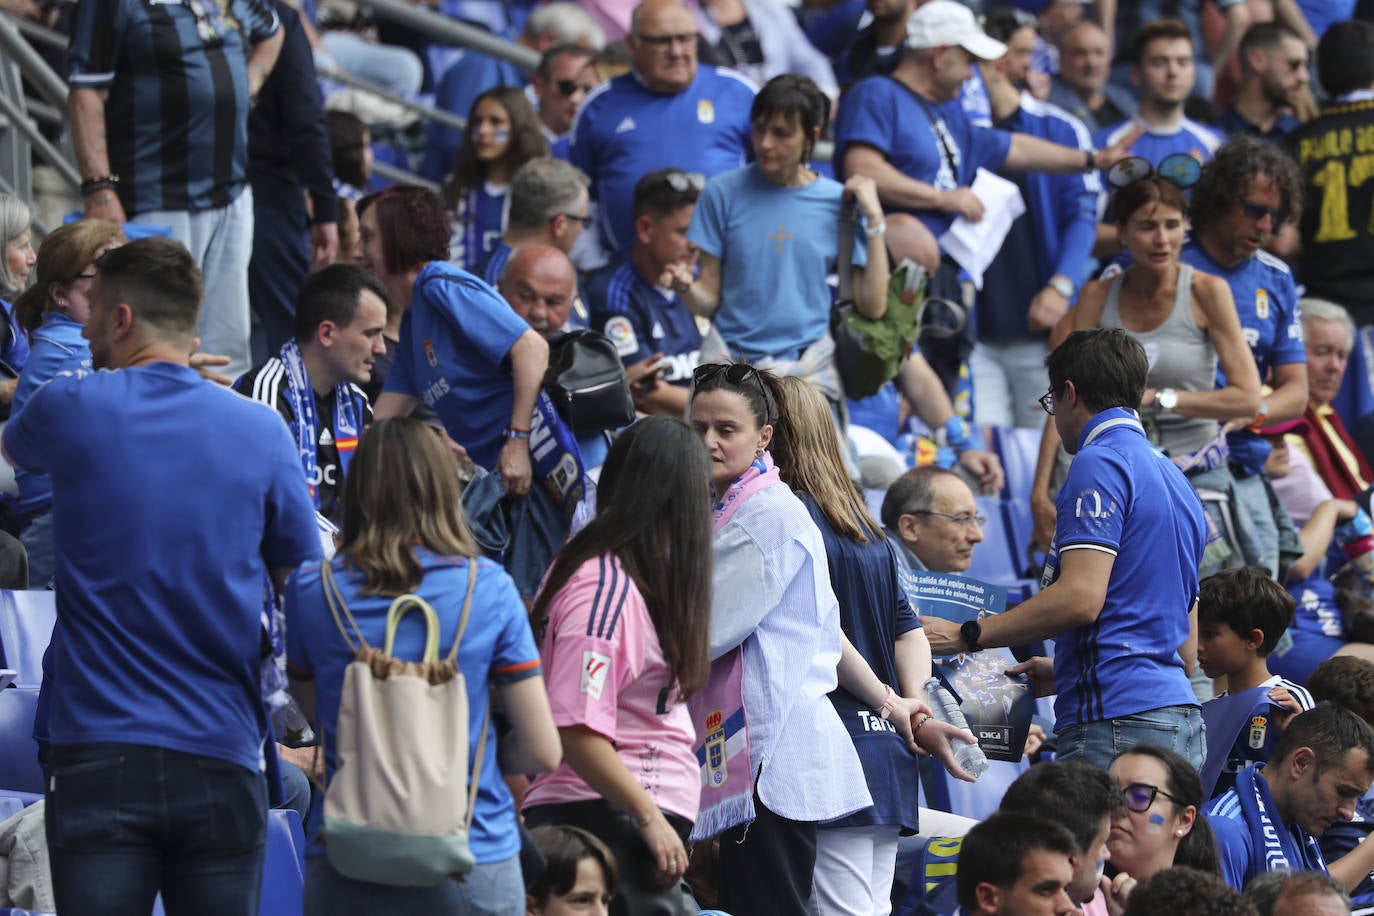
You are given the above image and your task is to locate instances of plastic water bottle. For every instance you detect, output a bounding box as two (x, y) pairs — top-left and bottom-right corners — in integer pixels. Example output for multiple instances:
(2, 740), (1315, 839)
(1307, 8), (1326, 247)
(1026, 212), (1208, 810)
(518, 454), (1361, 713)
(1336, 508), (1374, 585)
(924, 677), (989, 780)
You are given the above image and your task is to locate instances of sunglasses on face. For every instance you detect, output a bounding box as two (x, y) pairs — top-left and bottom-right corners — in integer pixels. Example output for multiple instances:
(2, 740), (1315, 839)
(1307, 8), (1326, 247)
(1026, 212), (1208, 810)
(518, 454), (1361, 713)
(1242, 200), (1287, 228)
(554, 79), (582, 97)
(1122, 782), (1182, 813)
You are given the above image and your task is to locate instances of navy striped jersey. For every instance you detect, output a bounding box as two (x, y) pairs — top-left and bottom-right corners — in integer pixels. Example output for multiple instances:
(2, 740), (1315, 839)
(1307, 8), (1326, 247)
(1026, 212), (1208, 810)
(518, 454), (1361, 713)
(68, 0), (280, 214)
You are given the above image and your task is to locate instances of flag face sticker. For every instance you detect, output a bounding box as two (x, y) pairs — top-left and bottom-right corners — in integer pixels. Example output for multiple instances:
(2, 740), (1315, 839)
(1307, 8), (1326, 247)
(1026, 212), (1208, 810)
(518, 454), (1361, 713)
(581, 650), (611, 699)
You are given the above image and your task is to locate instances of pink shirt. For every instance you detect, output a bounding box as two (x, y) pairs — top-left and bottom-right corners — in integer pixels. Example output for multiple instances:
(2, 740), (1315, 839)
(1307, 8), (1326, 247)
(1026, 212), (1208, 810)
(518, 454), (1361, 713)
(524, 555), (701, 821)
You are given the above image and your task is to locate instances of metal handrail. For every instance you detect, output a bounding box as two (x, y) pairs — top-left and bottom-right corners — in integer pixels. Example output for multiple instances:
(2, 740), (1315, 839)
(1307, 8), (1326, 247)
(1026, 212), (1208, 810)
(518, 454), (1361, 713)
(354, 0), (538, 71)
(0, 85), (79, 190)
(317, 64), (465, 132)
(372, 159), (437, 191)
(0, 14), (68, 113)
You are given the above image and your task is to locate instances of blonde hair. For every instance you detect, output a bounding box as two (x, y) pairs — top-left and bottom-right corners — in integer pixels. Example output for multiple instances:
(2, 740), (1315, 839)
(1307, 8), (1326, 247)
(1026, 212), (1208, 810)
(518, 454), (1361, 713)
(770, 376), (882, 542)
(339, 418), (479, 595)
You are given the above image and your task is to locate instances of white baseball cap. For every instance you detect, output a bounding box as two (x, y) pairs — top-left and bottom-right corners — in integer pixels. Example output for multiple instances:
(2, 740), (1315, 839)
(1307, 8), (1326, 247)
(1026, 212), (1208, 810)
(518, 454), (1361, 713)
(907, 1), (1009, 60)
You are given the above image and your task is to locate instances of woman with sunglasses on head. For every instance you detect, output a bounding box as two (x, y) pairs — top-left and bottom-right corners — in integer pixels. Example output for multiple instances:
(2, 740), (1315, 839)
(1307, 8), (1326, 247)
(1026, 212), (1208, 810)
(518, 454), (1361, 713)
(1108, 744), (1220, 884)
(1029, 174), (1261, 591)
(670, 74), (889, 412)
(443, 87), (548, 271)
(769, 375), (976, 916)
(10, 219), (125, 587)
(522, 416), (712, 916)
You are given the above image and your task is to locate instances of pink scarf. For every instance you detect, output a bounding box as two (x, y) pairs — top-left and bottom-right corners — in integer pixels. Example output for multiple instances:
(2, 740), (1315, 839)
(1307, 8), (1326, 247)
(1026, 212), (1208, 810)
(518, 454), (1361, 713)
(688, 455), (781, 841)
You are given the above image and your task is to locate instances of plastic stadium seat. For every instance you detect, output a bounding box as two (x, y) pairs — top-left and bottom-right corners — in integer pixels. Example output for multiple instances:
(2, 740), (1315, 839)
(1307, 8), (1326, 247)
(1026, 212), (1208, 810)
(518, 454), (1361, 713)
(0, 591), (56, 689)
(0, 688), (43, 793)
(261, 809), (306, 916)
(991, 426), (1042, 504)
(966, 498), (1037, 601)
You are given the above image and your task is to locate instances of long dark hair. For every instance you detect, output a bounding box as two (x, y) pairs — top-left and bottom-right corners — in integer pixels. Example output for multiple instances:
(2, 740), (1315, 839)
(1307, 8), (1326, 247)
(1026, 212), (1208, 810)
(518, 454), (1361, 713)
(1113, 744), (1221, 876)
(443, 86), (548, 209)
(531, 416), (713, 699)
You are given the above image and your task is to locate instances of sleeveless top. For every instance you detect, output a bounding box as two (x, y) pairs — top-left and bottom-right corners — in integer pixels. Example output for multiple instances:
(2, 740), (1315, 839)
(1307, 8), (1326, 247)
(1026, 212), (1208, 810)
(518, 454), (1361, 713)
(1101, 263), (1220, 458)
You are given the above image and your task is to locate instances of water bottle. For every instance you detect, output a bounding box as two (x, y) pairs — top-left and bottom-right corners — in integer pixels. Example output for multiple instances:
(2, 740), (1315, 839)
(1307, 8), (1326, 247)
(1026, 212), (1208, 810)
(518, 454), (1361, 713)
(924, 677), (989, 780)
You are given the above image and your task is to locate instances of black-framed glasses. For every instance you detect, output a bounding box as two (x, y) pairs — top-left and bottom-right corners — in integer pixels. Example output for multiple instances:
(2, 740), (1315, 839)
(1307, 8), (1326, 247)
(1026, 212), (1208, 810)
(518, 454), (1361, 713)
(634, 31), (696, 47)
(1242, 199), (1287, 228)
(908, 510), (987, 529)
(1122, 782), (1182, 813)
(664, 170), (706, 193)
(559, 213), (594, 227)
(1039, 388), (1056, 416)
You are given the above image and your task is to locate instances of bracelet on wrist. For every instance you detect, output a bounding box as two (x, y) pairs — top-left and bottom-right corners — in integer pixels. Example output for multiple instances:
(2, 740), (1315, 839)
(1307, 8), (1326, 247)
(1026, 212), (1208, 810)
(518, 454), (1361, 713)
(504, 426), (532, 440)
(864, 220), (887, 240)
(80, 175), (119, 197)
(913, 714), (933, 735)
(876, 684), (899, 721)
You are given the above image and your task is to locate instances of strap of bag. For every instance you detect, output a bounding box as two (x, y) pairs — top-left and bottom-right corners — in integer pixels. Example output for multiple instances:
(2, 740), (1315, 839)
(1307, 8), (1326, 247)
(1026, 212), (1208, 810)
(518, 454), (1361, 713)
(321, 559), (370, 654)
(465, 702), (492, 831)
(445, 558), (480, 664)
(836, 197), (857, 307)
(383, 594), (442, 662)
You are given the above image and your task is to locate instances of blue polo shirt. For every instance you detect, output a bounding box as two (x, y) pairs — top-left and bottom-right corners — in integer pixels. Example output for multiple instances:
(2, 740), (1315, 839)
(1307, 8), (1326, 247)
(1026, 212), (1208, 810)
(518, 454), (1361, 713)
(1043, 408), (1204, 729)
(68, 0), (280, 214)
(4, 362), (321, 771)
(834, 76), (1012, 239)
(570, 67), (755, 255)
(1181, 241), (1304, 475)
(584, 259), (703, 386)
(383, 261), (531, 469)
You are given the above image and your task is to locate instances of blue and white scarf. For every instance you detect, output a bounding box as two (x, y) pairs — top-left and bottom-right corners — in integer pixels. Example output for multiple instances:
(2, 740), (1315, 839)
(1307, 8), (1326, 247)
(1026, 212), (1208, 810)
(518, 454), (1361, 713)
(1234, 765), (1328, 875)
(279, 339), (362, 511)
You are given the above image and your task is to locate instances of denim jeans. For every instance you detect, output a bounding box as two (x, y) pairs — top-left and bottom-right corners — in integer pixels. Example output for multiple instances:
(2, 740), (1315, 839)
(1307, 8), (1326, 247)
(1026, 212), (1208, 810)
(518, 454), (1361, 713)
(304, 852), (523, 916)
(46, 742), (268, 916)
(138, 186), (255, 380)
(1054, 704), (1205, 772)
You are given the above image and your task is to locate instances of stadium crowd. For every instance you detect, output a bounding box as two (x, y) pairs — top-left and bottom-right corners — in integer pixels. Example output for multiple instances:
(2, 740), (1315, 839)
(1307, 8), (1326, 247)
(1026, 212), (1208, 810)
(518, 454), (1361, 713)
(10, 0), (1374, 912)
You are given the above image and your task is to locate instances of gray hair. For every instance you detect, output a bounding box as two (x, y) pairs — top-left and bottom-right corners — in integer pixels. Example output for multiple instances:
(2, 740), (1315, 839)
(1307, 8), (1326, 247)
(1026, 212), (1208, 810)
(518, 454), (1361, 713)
(1300, 297), (1356, 349)
(1244, 870), (1350, 916)
(525, 2), (606, 50)
(0, 194), (33, 293)
(880, 465), (961, 530)
(507, 157), (590, 233)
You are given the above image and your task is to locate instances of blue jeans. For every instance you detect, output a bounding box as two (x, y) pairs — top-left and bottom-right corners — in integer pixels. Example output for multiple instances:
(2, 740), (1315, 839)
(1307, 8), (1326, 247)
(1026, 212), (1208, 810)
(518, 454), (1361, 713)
(1055, 705), (1205, 772)
(1233, 471), (1280, 578)
(46, 742), (268, 916)
(304, 852), (523, 916)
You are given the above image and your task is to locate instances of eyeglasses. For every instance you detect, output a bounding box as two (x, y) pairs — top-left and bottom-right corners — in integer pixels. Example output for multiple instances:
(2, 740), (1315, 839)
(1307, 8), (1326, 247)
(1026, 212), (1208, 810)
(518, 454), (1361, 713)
(908, 510), (987, 529)
(554, 79), (583, 97)
(663, 170), (706, 193)
(1241, 200), (1287, 228)
(634, 31), (696, 47)
(1122, 782), (1182, 812)
(559, 213), (594, 227)
(1039, 388), (1056, 416)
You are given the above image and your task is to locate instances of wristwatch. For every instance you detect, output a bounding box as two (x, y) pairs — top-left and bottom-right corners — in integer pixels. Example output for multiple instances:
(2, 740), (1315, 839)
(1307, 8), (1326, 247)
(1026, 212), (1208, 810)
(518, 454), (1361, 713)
(960, 619), (984, 653)
(1154, 388), (1179, 413)
(1049, 276), (1075, 299)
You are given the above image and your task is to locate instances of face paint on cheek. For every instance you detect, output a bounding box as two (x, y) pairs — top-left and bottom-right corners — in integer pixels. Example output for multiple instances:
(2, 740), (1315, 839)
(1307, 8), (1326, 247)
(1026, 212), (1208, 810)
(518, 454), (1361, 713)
(1146, 813), (1166, 834)
(492, 129), (510, 143)
(1094, 860), (1106, 884)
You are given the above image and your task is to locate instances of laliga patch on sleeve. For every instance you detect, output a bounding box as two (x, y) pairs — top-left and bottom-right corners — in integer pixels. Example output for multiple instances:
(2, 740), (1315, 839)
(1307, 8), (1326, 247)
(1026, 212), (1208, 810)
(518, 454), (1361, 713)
(603, 316), (639, 357)
(581, 650), (611, 699)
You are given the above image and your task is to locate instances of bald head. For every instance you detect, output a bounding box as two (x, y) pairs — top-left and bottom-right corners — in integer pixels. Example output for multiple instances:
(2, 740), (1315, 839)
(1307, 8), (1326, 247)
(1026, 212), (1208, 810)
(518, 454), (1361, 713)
(499, 245), (577, 338)
(629, 0), (698, 93)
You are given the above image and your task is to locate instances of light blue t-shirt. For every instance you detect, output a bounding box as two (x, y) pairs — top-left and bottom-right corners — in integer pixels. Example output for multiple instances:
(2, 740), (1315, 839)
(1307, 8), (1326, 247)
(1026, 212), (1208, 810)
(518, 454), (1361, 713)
(1042, 408), (1203, 729)
(383, 261), (531, 469)
(12, 312), (90, 517)
(4, 362), (321, 772)
(687, 165), (867, 360)
(286, 552), (541, 863)
(570, 67), (756, 255)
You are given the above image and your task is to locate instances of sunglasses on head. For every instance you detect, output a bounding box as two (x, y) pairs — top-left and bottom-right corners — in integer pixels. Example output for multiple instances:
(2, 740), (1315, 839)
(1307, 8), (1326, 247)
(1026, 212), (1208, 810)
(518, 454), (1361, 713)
(664, 170), (706, 193)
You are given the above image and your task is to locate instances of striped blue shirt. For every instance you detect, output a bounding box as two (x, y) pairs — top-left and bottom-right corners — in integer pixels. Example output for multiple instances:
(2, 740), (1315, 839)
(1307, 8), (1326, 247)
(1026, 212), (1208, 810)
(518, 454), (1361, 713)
(68, 0), (280, 214)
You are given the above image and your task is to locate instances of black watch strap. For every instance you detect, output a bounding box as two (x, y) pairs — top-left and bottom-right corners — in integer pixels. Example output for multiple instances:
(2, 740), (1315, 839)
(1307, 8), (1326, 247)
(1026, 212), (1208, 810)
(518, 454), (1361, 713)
(960, 619), (983, 652)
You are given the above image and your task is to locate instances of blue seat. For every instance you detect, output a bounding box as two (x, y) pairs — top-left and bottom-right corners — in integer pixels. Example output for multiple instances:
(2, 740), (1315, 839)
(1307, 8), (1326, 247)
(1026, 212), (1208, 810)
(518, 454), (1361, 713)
(0, 688), (43, 793)
(0, 592), (56, 689)
(967, 498), (1037, 600)
(992, 426), (1042, 504)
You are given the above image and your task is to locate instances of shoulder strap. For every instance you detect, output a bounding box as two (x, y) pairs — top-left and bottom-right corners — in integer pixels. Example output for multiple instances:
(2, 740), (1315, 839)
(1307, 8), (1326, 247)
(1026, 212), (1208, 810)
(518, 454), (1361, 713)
(465, 702), (492, 831)
(445, 558), (479, 664)
(321, 559), (370, 654)
(836, 197), (857, 307)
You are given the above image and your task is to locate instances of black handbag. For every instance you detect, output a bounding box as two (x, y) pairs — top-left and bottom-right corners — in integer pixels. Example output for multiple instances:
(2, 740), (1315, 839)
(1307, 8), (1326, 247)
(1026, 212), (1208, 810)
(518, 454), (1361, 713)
(543, 330), (636, 434)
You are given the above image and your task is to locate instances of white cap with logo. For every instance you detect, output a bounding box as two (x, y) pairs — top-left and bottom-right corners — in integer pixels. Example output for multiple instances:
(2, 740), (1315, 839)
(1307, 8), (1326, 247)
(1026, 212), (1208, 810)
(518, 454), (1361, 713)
(907, 0), (1009, 61)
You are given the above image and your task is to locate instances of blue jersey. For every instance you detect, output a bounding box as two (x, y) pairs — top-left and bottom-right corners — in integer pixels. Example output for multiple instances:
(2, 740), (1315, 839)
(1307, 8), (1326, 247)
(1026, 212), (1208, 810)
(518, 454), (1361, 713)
(478, 238), (513, 288)
(1094, 118), (1223, 168)
(959, 69), (992, 128)
(421, 53), (527, 183)
(583, 260), (703, 385)
(286, 552), (541, 863)
(1320, 797), (1374, 905)
(12, 313), (90, 518)
(688, 165), (868, 361)
(450, 182), (509, 271)
(383, 262), (531, 469)
(834, 76), (1012, 239)
(570, 67), (755, 255)
(896, 836), (963, 916)
(1043, 408), (1204, 729)
(1181, 241), (1304, 475)
(4, 362), (321, 771)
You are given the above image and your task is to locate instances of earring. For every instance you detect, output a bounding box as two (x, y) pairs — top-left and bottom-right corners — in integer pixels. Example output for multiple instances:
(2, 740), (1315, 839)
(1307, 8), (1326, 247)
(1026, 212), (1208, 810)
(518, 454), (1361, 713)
(754, 446), (764, 457)
(1176, 830), (1185, 837)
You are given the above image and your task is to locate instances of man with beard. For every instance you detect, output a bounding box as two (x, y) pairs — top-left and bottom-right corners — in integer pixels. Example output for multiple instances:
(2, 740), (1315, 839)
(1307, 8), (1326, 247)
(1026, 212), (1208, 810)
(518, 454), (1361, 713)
(1216, 23), (1310, 143)
(835, 0), (918, 91)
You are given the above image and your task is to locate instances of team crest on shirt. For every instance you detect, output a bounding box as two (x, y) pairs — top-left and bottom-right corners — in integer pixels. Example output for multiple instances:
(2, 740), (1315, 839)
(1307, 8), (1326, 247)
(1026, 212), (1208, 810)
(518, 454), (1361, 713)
(581, 650), (611, 700)
(1248, 714), (1268, 749)
(698, 100), (715, 124)
(603, 316), (639, 357)
(1256, 289), (1270, 320)
(424, 339), (439, 368)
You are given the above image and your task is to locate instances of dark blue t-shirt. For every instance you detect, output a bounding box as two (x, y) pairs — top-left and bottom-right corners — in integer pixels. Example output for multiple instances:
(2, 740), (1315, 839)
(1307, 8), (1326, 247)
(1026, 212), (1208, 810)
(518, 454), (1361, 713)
(4, 362), (321, 771)
(584, 260), (703, 386)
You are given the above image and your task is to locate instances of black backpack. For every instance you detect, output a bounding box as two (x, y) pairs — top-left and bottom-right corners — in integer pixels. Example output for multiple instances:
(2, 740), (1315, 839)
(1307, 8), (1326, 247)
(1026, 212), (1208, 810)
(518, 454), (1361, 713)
(543, 330), (636, 435)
